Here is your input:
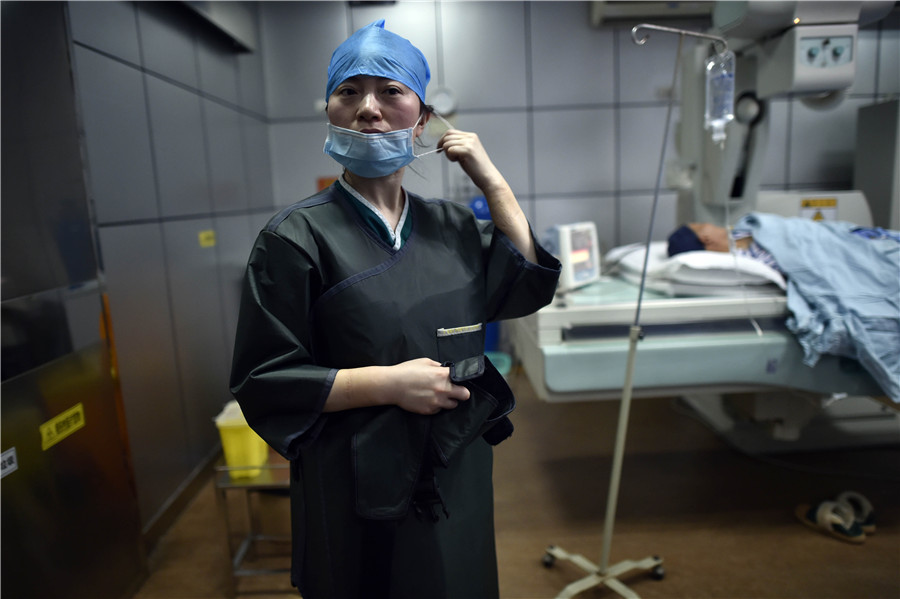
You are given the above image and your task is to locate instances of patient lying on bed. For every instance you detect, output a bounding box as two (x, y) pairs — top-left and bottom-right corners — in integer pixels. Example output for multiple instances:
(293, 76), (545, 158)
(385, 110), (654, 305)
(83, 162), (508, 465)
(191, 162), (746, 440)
(667, 221), (900, 274)
(665, 214), (900, 404)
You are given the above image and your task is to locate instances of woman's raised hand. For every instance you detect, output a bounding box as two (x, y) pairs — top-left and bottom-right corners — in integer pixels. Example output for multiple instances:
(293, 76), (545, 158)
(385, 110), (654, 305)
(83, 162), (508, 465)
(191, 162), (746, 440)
(437, 129), (506, 196)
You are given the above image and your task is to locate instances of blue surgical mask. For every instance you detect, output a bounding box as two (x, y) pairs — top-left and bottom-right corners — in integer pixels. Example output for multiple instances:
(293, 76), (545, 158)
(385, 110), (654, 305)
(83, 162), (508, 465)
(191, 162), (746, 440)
(324, 122), (419, 178)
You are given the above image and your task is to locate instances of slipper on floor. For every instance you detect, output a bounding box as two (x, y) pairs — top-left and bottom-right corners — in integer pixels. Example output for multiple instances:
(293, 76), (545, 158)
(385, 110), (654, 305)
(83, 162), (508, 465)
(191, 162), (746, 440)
(836, 490), (876, 535)
(795, 501), (866, 544)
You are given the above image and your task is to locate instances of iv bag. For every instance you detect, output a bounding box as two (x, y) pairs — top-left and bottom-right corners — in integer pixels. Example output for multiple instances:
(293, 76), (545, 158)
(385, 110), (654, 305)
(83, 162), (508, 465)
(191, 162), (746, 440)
(705, 50), (735, 144)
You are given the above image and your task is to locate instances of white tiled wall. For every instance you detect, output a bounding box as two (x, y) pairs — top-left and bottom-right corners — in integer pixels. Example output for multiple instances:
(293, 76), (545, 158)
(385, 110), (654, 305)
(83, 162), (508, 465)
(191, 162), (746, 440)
(530, 2), (616, 107)
(144, 77), (213, 216)
(617, 27), (685, 103)
(533, 107), (616, 195)
(263, 2), (349, 120)
(442, 2), (530, 111)
(67, 0), (274, 527)
(263, 1), (900, 252)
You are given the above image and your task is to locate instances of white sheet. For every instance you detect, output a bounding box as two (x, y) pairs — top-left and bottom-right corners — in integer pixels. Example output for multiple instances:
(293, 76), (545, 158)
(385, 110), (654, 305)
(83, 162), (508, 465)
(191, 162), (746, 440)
(605, 241), (787, 296)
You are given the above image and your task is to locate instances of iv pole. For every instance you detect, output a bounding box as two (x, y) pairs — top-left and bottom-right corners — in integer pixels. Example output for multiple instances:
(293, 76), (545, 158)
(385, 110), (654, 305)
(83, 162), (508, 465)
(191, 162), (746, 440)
(542, 24), (729, 599)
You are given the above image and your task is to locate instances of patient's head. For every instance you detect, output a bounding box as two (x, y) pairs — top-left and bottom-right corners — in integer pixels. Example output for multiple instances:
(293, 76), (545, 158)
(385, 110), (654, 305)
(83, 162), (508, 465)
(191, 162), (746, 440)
(667, 223), (730, 256)
(689, 223), (730, 252)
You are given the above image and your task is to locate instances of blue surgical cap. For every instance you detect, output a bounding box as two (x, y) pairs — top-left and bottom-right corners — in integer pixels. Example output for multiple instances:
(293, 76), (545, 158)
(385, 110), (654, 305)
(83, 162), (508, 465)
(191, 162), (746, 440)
(326, 20), (430, 103)
(667, 224), (704, 256)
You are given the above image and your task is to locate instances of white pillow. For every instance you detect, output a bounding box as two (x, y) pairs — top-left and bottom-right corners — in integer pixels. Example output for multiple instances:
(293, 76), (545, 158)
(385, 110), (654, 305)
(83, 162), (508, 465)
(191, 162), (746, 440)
(606, 241), (787, 290)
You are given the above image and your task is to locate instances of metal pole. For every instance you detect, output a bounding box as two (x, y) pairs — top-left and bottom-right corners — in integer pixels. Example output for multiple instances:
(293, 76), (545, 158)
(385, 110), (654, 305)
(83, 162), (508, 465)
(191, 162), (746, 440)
(598, 324), (643, 574)
(599, 24), (699, 575)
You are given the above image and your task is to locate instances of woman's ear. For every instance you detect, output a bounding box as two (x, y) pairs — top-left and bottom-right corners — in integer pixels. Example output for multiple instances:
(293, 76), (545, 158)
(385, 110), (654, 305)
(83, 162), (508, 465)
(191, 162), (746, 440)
(414, 109), (431, 137)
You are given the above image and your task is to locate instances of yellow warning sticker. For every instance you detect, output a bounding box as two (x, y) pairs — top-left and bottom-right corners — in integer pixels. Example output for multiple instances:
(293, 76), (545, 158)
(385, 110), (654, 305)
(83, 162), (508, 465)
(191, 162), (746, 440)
(198, 230), (217, 248)
(40, 403), (86, 450)
(800, 197), (837, 221)
(801, 198), (837, 208)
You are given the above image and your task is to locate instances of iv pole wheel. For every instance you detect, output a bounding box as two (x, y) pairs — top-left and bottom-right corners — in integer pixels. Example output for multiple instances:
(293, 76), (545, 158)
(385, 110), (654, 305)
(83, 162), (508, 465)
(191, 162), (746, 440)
(651, 561), (665, 581)
(542, 546), (557, 568)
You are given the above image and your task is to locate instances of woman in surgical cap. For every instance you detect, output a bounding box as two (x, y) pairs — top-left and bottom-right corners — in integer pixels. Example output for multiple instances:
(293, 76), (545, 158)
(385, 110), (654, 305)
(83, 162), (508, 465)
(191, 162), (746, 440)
(230, 20), (560, 599)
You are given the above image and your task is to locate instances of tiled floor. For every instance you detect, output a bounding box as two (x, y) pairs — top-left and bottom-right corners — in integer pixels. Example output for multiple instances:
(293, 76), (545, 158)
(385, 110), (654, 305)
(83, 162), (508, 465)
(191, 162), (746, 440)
(133, 366), (900, 598)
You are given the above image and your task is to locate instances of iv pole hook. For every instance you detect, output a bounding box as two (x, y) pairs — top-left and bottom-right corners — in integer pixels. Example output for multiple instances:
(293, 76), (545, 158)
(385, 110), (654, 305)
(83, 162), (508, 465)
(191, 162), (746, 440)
(632, 23), (729, 55)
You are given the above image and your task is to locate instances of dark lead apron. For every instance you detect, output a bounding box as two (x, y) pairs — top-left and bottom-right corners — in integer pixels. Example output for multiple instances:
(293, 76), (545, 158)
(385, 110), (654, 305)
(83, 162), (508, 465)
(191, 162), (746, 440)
(295, 198), (516, 599)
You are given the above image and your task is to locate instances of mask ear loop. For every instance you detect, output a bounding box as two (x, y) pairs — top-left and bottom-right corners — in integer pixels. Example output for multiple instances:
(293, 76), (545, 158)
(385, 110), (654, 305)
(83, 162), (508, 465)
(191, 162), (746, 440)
(414, 109), (456, 158)
(431, 111), (455, 130)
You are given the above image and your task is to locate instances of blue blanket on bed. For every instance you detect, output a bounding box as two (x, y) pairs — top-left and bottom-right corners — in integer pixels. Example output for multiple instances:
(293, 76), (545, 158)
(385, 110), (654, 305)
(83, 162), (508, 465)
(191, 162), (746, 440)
(737, 213), (900, 403)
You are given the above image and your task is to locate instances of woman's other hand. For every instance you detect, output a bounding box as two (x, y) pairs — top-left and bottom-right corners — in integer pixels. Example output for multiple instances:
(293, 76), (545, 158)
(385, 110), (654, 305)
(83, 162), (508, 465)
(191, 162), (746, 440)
(389, 358), (470, 414)
(326, 358), (470, 414)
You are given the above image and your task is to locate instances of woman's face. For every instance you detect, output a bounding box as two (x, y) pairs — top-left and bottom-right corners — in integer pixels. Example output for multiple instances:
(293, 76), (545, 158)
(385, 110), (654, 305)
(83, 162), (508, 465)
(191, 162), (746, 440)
(326, 75), (425, 136)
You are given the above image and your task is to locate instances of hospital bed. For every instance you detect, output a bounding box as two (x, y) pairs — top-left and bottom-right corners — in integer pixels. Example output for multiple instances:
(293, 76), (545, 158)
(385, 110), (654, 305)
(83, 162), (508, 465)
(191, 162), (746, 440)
(514, 0), (900, 455)
(511, 191), (900, 452)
